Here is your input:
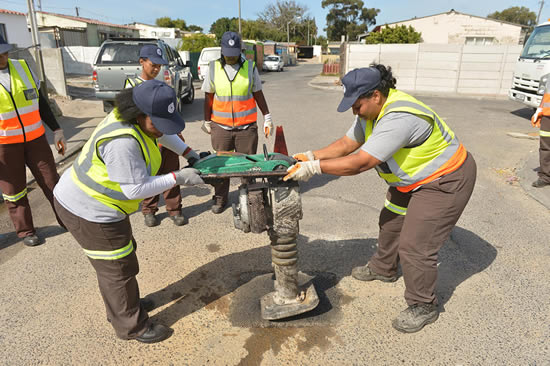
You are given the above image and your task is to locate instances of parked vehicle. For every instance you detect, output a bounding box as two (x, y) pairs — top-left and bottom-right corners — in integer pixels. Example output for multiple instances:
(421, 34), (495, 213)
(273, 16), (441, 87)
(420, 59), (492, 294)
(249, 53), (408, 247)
(263, 55), (284, 72)
(198, 47), (221, 81)
(93, 38), (194, 113)
(509, 21), (550, 108)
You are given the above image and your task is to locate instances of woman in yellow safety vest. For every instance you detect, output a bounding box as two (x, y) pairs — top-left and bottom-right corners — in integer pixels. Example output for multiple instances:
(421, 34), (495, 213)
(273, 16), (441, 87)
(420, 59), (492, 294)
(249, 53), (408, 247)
(53, 80), (204, 343)
(285, 64), (477, 333)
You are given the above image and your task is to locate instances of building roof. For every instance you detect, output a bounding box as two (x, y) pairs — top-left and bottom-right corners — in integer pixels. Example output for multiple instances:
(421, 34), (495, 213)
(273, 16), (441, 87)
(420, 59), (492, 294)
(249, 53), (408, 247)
(0, 8), (25, 16)
(37, 11), (137, 30)
(379, 9), (528, 29)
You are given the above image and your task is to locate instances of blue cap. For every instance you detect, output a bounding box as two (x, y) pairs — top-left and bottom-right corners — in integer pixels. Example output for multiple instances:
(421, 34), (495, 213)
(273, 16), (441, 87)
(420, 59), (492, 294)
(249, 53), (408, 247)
(139, 44), (168, 65)
(221, 31), (241, 57)
(337, 68), (382, 112)
(132, 79), (185, 135)
(0, 35), (12, 54)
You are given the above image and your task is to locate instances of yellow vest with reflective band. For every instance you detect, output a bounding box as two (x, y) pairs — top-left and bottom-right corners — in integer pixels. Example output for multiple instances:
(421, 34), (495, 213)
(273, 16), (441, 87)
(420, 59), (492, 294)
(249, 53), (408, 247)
(365, 89), (466, 192)
(0, 59), (45, 144)
(124, 76), (145, 89)
(71, 111), (162, 215)
(210, 59), (257, 127)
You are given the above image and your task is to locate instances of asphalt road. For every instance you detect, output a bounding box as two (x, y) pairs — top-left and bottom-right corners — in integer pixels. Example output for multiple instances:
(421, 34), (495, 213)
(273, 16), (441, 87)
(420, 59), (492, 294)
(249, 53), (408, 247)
(0, 64), (549, 365)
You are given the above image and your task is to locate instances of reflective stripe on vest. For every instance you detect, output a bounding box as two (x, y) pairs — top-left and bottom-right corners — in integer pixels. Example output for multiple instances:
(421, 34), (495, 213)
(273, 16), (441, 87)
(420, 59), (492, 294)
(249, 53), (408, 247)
(2, 187), (27, 202)
(0, 59), (45, 144)
(83, 240), (134, 260)
(71, 112), (162, 214)
(210, 59), (257, 127)
(384, 199), (407, 215)
(366, 89), (466, 192)
(124, 76), (144, 89)
(540, 129), (550, 137)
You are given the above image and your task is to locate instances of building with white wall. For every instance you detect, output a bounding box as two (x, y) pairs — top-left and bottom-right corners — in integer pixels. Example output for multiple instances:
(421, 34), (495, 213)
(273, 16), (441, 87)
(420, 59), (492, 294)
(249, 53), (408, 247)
(364, 9), (527, 45)
(0, 9), (32, 48)
(130, 22), (176, 39)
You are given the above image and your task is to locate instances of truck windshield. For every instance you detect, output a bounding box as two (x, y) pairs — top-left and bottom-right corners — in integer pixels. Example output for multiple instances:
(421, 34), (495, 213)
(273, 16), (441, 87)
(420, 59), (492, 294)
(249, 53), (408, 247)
(521, 25), (550, 59)
(96, 43), (155, 65)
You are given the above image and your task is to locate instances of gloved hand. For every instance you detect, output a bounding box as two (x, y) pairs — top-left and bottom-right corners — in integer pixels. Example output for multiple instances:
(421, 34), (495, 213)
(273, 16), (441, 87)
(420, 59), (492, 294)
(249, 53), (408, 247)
(293, 150), (315, 162)
(532, 107), (542, 128)
(283, 160), (322, 182)
(264, 113), (273, 138)
(201, 120), (212, 134)
(199, 151), (212, 159)
(53, 128), (66, 155)
(172, 168), (204, 186)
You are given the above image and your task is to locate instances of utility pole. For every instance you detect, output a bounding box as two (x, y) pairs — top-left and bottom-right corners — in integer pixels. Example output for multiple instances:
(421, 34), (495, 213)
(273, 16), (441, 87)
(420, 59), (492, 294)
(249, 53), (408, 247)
(26, 0), (47, 96)
(75, 7), (80, 17)
(537, 0), (545, 24)
(238, 0), (242, 35)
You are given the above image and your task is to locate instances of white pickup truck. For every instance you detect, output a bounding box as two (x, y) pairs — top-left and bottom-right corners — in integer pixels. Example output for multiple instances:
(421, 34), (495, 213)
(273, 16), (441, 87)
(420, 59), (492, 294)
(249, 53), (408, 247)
(509, 21), (550, 108)
(93, 38), (194, 113)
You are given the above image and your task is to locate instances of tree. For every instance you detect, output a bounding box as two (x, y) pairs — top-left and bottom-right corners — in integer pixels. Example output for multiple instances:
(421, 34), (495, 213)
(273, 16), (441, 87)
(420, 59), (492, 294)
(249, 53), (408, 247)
(155, 17), (188, 31)
(258, 1), (318, 44)
(316, 35), (329, 52)
(364, 25), (422, 44)
(322, 0), (379, 41)
(178, 34), (218, 52)
(488, 6), (536, 33)
(187, 25), (203, 33)
(209, 17), (239, 41)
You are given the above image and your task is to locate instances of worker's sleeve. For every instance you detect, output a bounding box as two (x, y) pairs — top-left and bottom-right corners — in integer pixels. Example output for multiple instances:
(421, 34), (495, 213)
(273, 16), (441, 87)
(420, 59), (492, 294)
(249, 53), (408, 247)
(201, 62), (215, 93)
(252, 66), (262, 92)
(158, 133), (189, 155)
(345, 116), (367, 144)
(38, 92), (61, 131)
(361, 113), (433, 162)
(119, 175), (176, 200)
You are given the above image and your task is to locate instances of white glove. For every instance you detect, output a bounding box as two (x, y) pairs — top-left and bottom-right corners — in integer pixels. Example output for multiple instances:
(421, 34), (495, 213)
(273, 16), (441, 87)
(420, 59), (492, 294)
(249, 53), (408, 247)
(53, 129), (66, 155)
(292, 151), (315, 162)
(172, 168), (204, 186)
(532, 107), (542, 127)
(264, 113), (273, 138)
(283, 160), (322, 182)
(183, 147), (200, 161)
(201, 120), (212, 134)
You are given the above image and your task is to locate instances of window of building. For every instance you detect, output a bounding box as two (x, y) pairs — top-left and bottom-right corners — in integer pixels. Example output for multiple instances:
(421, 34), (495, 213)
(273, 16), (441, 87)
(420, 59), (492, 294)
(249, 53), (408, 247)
(465, 36), (495, 46)
(0, 23), (7, 42)
(151, 31), (157, 36)
(163, 32), (171, 37)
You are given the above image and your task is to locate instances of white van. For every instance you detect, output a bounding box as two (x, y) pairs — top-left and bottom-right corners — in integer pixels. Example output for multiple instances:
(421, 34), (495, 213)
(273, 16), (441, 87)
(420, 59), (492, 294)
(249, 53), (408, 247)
(198, 47), (221, 81)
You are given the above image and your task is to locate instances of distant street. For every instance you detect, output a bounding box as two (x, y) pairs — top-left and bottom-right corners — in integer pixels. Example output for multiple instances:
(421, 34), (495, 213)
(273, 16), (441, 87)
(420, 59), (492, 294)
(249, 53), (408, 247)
(0, 63), (549, 365)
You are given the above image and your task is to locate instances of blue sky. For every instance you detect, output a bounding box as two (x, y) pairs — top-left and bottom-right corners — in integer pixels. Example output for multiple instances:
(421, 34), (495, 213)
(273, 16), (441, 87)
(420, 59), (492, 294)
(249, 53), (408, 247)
(1, 0), (548, 36)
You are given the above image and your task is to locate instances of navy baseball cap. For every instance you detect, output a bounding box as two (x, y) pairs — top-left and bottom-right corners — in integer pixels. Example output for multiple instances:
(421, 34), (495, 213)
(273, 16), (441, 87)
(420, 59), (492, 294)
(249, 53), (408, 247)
(221, 31), (241, 57)
(132, 79), (185, 135)
(337, 68), (382, 112)
(139, 44), (168, 65)
(0, 35), (12, 54)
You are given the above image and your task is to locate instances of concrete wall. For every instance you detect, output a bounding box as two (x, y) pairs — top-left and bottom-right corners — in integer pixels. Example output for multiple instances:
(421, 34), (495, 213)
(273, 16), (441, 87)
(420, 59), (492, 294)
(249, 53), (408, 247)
(62, 46), (99, 75)
(10, 48), (68, 97)
(345, 43), (523, 95)
(134, 23), (175, 38)
(0, 13), (32, 48)
(387, 12), (523, 45)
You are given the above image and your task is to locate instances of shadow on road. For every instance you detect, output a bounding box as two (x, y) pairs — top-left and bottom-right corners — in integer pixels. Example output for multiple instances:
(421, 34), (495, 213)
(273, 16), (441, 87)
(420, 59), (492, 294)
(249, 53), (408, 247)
(147, 226), (496, 327)
(510, 107), (534, 120)
(0, 225), (66, 251)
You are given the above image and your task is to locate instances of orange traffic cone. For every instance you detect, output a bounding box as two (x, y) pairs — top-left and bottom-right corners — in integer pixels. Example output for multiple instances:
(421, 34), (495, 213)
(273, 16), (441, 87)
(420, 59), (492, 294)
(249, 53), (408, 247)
(273, 126), (288, 156)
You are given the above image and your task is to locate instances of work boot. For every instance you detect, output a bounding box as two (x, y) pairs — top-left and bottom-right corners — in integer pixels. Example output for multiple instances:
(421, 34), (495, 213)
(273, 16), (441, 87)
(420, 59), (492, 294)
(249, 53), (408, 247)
(211, 196), (227, 214)
(532, 178), (550, 188)
(351, 263), (397, 282)
(135, 324), (172, 344)
(392, 303), (439, 333)
(143, 213), (158, 227)
(22, 234), (41, 247)
(170, 212), (186, 226)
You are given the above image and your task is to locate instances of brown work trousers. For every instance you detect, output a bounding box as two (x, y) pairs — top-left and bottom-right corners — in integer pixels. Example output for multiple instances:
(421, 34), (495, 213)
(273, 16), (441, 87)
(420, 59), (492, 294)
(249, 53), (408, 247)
(368, 152), (477, 306)
(538, 116), (550, 183)
(141, 147), (182, 216)
(0, 134), (63, 238)
(54, 198), (149, 340)
(210, 122), (259, 202)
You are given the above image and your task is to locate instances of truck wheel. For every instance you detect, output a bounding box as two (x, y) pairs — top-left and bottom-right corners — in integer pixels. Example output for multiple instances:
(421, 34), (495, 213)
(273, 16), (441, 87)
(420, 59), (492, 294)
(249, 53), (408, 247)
(182, 83), (195, 104)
